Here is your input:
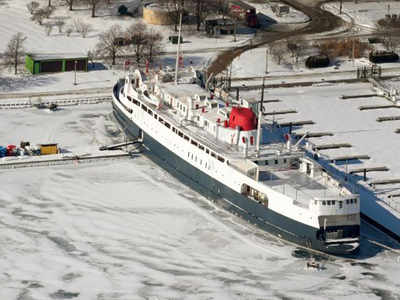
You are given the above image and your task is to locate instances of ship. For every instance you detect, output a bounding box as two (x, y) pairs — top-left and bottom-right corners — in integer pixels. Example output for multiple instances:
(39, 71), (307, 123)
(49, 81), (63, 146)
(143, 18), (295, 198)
(111, 66), (360, 256)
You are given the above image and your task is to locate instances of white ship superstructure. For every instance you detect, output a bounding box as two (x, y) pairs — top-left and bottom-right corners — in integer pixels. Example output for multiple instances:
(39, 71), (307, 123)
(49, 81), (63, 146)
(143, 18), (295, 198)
(112, 69), (360, 255)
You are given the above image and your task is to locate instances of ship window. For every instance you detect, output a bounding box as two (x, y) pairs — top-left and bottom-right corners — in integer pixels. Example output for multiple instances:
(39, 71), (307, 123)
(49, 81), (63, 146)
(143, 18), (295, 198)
(339, 201), (343, 208)
(283, 159), (287, 163)
(217, 156), (225, 163)
(206, 149), (210, 154)
(184, 135), (189, 141)
(327, 201), (331, 205)
(178, 131), (183, 138)
(322, 201), (326, 205)
(265, 161), (269, 165)
(147, 109), (153, 116)
(127, 96), (132, 101)
(275, 160), (278, 164)
(354, 199), (357, 204)
(199, 144), (204, 151)
(141, 104), (147, 112)
(346, 199), (350, 204)
(191, 140), (198, 146)
(164, 121), (170, 129)
(173, 127), (176, 133)
(159, 117), (164, 124)
(211, 152), (216, 158)
(332, 201), (336, 205)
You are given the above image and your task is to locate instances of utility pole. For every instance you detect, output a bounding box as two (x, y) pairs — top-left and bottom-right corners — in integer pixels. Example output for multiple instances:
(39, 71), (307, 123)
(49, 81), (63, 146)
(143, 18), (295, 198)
(74, 60), (77, 85)
(174, 12), (183, 85)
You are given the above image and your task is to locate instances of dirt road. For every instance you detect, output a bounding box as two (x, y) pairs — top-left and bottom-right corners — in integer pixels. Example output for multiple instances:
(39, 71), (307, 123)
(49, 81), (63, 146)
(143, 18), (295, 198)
(207, 0), (345, 76)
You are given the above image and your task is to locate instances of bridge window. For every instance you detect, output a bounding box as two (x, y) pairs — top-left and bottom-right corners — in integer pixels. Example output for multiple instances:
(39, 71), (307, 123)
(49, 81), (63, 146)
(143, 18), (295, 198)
(191, 140), (198, 146)
(141, 104), (147, 112)
(322, 201), (326, 206)
(241, 184), (268, 206)
(217, 156), (225, 163)
(184, 135), (189, 141)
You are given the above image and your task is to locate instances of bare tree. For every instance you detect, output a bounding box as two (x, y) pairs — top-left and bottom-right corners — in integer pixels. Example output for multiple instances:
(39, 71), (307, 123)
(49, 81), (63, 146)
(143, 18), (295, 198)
(44, 23), (53, 36)
(64, 0), (77, 11)
(26, 1), (40, 14)
(87, 49), (95, 68)
(287, 38), (306, 65)
(145, 30), (163, 63)
(66, 26), (73, 37)
(85, 0), (103, 17)
(73, 18), (91, 37)
(43, 6), (54, 18)
(270, 42), (286, 65)
(96, 24), (125, 65)
(55, 18), (65, 33)
(159, 0), (186, 32)
(31, 9), (46, 25)
(127, 22), (148, 64)
(4, 33), (27, 75)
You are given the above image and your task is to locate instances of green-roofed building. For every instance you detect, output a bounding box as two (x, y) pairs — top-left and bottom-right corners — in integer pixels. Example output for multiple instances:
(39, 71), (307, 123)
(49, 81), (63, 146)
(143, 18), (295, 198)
(25, 53), (88, 74)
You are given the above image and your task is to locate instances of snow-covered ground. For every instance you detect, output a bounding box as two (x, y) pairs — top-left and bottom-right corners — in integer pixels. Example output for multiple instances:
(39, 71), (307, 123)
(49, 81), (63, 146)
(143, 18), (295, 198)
(0, 0), (253, 55)
(245, 0), (310, 25)
(231, 46), (400, 79)
(1, 104), (400, 300)
(325, 1), (400, 29)
(0, 52), (213, 96)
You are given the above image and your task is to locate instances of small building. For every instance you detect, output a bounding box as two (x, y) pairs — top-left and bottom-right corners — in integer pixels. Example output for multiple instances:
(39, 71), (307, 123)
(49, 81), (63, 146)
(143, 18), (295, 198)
(271, 4), (290, 17)
(40, 143), (58, 155)
(205, 16), (235, 36)
(25, 53), (88, 74)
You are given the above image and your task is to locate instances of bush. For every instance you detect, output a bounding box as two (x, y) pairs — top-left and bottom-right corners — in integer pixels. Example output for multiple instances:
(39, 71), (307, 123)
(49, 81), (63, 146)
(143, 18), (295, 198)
(305, 55), (330, 68)
(118, 5), (128, 16)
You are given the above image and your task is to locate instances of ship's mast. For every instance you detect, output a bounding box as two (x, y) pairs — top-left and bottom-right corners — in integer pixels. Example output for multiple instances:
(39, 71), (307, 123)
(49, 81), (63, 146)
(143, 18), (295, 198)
(256, 77), (265, 156)
(174, 12), (183, 85)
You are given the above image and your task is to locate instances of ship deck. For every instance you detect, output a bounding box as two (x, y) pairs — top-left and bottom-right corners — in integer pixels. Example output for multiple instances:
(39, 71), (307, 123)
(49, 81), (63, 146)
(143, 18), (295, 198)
(136, 80), (349, 208)
(259, 167), (348, 208)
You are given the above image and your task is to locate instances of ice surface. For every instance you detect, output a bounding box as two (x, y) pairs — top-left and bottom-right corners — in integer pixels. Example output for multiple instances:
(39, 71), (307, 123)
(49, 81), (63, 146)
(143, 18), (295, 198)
(0, 103), (399, 300)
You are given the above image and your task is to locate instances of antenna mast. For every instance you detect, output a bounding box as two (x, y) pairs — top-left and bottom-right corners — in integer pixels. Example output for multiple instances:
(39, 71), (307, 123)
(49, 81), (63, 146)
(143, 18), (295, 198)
(174, 12), (183, 85)
(256, 77), (265, 156)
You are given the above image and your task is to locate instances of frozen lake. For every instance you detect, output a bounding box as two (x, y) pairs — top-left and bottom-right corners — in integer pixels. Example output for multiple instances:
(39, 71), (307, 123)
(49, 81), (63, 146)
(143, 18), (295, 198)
(0, 104), (399, 300)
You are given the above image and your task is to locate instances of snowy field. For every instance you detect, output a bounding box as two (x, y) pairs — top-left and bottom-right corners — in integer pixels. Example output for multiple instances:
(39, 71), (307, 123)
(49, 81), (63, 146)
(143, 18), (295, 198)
(231, 46), (400, 79)
(245, 0), (310, 25)
(0, 52), (213, 96)
(325, 1), (400, 29)
(1, 103), (400, 300)
(0, 0), (253, 54)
